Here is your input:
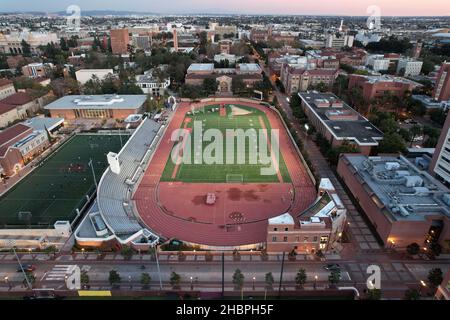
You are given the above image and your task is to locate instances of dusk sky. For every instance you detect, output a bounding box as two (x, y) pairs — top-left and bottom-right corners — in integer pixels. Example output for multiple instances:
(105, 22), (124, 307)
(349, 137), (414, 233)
(0, 0), (449, 16)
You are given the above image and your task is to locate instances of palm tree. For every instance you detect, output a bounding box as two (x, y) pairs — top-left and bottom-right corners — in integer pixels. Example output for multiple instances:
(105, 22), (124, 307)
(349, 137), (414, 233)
(232, 269), (245, 290)
(170, 272), (181, 289)
(141, 273), (151, 290)
(295, 268), (307, 289)
(265, 272), (274, 290)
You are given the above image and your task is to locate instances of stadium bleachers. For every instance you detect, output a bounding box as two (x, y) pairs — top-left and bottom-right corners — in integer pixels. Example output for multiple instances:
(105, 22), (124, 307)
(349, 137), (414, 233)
(97, 119), (162, 236)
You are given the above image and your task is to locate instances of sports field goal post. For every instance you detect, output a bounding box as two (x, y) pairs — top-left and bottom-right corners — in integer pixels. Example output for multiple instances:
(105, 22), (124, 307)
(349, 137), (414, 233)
(226, 174), (244, 183)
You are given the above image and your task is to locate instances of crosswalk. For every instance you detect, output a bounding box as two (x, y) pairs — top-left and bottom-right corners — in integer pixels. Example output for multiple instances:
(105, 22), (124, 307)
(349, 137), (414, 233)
(43, 264), (90, 281)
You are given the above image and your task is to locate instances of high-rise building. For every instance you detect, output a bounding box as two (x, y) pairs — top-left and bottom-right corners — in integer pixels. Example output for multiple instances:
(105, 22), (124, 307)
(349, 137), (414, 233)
(429, 112), (450, 186)
(173, 29), (178, 52)
(110, 28), (130, 55)
(411, 41), (423, 59)
(433, 63), (450, 102)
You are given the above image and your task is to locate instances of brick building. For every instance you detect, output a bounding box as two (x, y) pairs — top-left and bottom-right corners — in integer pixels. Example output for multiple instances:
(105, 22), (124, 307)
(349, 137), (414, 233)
(0, 123), (49, 176)
(434, 63), (450, 102)
(298, 92), (383, 154)
(44, 95), (147, 120)
(266, 179), (347, 253)
(280, 64), (338, 95)
(110, 29), (130, 55)
(348, 74), (422, 103)
(337, 154), (450, 250)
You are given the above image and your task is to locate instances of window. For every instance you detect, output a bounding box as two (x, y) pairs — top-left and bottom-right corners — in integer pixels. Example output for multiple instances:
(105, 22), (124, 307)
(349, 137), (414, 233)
(274, 227), (278, 231)
(304, 237), (309, 242)
(283, 236), (288, 242)
(313, 236), (318, 242)
(272, 237), (277, 242)
(284, 227), (288, 232)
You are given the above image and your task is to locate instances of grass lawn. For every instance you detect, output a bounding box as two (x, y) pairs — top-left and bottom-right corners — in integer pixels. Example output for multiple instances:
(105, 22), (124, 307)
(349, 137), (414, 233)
(0, 134), (128, 228)
(161, 104), (291, 183)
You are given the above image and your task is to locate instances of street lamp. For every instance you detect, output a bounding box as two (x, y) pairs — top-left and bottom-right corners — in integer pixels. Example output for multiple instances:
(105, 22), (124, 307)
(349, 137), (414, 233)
(252, 277), (256, 290)
(314, 275), (318, 289)
(419, 280), (427, 295)
(129, 275), (132, 289)
(190, 276), (193, 290)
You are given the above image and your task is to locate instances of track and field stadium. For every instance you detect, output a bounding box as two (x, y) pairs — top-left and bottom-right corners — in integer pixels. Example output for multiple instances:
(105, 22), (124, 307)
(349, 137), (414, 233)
(130, 99), (317, 247)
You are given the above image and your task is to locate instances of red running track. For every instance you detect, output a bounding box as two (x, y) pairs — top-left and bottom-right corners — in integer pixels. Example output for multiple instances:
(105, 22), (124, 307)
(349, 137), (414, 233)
(133, 101), (317, 246)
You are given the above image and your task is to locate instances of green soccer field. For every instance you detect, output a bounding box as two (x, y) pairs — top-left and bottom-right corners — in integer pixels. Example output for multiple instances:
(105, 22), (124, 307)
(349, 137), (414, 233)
(161, 104), (291, 183)
(0, 134), (128, 228)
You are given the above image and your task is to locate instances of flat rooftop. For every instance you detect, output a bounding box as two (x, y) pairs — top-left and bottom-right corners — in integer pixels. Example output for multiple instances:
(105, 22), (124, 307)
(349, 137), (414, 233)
(299, 92), (383, 145)
(343, 154), (450, 222)
(187, 63), (214, 72)
(44, 95), (147, 110)
(23, 117), (64, 132)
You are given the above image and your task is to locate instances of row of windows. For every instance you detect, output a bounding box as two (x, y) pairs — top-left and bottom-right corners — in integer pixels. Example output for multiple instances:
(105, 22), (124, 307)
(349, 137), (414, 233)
(271, 235), (327, 243)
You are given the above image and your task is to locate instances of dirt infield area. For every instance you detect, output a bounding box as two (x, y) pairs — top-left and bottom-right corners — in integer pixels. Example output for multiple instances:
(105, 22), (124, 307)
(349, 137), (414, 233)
(133, 101), (317, 247)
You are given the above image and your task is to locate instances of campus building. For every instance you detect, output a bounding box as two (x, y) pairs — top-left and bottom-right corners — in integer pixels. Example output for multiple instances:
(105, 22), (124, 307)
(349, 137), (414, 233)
(281, 65), (338, 95)
(0, 31), (58, 55)
(429, 112), (450, 186)
(266, 179), (347, 253)
(434, 63), (450, 102)
(324, 33), (354, 49)
(44, 94), (147, 120)
(185, 63), (263, 94)
(0, 92), (41, 128)
(396, 58), (423, 77)
(337, 154), (450, 250)
(136, 69), (171, 96)
(21, 63), (54, 78)
(0, 79), (16, 100)
(348, 74), (422, 103)
(298, 92), (383, 154)
(110, 28), (130, 55)
(0, 123), (49, 176)
(75, 69), (114, 85)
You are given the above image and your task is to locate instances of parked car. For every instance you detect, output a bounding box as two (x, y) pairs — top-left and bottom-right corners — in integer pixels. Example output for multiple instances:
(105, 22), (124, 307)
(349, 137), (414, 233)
(17, 265), (36, 273)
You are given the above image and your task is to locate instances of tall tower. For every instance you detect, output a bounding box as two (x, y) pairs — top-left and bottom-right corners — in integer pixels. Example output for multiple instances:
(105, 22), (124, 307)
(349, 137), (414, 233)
(173, 28), (178, 52)
(433, 62), (450, 102)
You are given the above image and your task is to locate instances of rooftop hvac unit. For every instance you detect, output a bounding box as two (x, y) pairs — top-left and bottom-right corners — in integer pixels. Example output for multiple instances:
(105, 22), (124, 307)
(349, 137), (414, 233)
(404, 175), (423, 187)
(394, 170), (410, 178)
(385, 162), (400, 171)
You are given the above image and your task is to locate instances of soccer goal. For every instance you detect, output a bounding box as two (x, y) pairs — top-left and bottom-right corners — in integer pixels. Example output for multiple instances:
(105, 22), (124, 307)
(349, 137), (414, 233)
(226, 174), (244, 183)
(18, 211), (32, 222)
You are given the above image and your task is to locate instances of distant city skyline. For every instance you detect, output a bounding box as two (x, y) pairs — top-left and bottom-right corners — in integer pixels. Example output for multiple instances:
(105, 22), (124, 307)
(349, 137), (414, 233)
(0, 0), (449, 16)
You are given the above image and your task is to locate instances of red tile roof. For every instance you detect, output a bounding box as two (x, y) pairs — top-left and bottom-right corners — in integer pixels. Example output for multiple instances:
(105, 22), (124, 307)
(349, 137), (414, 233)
(0, 78), (13, 88)
(0, 123), (32, 157)
(0, 92), (33, 106)
(0, 102), (17, 115)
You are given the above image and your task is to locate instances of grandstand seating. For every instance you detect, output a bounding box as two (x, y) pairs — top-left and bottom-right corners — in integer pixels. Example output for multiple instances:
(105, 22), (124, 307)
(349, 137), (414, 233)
(97, 119), (162, 236)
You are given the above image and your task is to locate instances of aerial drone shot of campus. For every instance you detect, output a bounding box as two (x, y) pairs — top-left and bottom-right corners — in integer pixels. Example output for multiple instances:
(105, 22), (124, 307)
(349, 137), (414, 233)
(0, 0), (449, 312)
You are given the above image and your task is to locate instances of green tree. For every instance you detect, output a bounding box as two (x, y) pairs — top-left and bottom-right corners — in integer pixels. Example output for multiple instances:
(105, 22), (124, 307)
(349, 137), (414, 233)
(406, 243), (421, 256)
(202, 78), (218, 95)
(409, 125), (422, 147)
(141, 273), (151, 289)
(377, 133), (407, 154)
(328, 269), (341, 288)
(404, 289), (420, 300)
(232, 269), (245, 290)
(21, 40), (31, 57)
(366, 289), (382, 300)
(265, 272), (274, 290)
(81, 271), (90, 288)
(427, 268), (443, 287)
(295, 268), (307, 289)
(170, 272), (181, 289)
(109, 270), (121, 287)
(121, 247), (134, 261)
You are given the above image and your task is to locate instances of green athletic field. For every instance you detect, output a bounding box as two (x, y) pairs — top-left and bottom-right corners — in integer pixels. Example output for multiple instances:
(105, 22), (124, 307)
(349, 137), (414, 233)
(161, 104), (291, 183)
(0, 134), (128, 228)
